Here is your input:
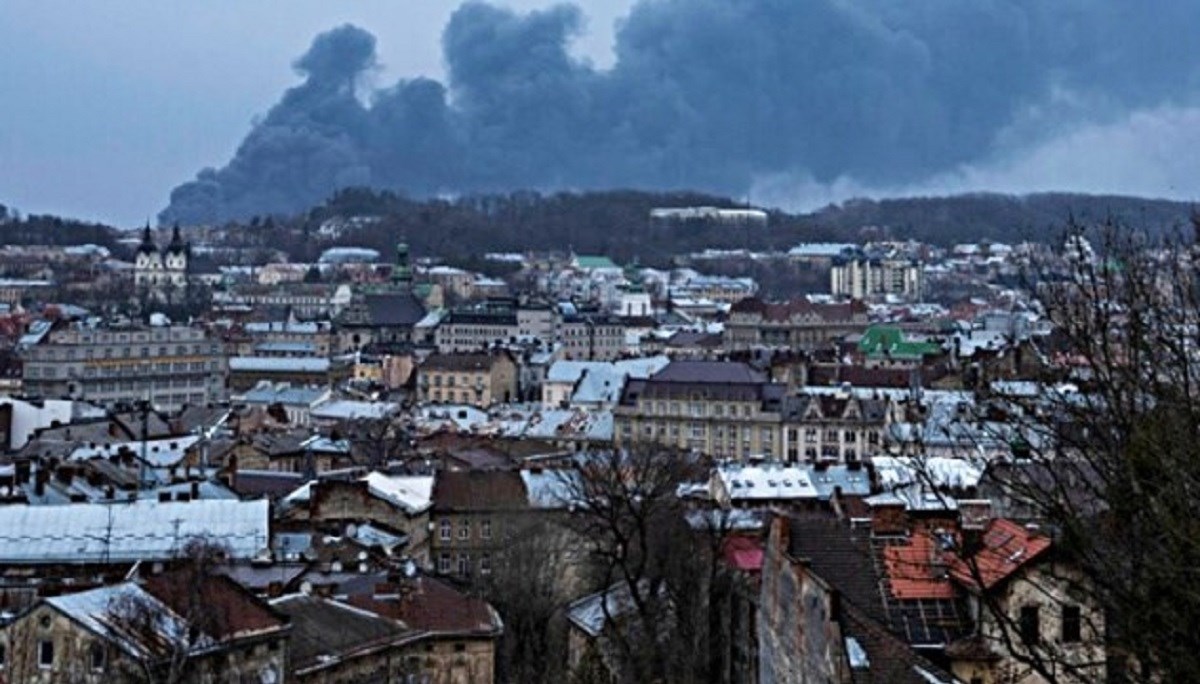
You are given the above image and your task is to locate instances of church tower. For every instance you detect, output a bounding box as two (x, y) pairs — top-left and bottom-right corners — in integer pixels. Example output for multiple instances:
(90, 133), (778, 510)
(392, 241), (412, 291)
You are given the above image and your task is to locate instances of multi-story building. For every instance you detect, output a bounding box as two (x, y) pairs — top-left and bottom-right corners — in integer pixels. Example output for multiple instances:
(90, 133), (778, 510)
(725, 297), (869, 351)
(614, 361), (788, 460)
(20, 321), (227, 411)
(559, 310), (624, 361)
(429, 469), (530, 579)
(213, 282), (354, 320)
(418, 351), (518, 407)
(435, 308), (522, 353)
(831, 256), (924, 300)
(781, 392), (890, 463)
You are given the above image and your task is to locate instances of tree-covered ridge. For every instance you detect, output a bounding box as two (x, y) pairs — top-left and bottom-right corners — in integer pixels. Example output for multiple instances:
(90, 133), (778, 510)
(215, 188), (1196, 267)
(0, 205), (122, 250)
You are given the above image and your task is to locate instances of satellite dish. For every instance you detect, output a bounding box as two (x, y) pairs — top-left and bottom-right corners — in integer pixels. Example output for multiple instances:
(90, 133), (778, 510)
(300, 581), (313, 595)
(344, 523), (358, 538)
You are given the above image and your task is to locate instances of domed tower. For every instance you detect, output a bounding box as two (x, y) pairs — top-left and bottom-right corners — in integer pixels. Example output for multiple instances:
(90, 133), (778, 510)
(391, 241), (413, 291)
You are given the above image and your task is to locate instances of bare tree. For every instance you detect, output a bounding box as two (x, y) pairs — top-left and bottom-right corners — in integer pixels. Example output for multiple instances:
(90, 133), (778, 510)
(105, 536), (232, 683)
(477, 516), (579, 684)
(934, 219), (1200, 683)
(558, 449), (729, 684)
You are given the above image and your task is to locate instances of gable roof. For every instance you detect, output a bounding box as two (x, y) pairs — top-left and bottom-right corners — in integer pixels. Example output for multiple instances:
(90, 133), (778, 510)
(271, 594), (410, 673)
(432, 469), (528, 512)
(363, 292), (427, 328)
(949, 518), (1052, 592)
(347, 576), (502, 635)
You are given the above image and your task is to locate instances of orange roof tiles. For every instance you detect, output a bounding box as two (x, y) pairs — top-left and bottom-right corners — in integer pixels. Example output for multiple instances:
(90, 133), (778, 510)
(883, 534), (956, 600)
(950, 518), (1051, 591)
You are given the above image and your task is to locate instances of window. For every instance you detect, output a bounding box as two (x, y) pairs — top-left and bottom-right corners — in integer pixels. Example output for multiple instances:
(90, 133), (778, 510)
(0, 642), (5, 667)
(39, 640), (54, 668)
(480, 553), (492, 575)
(481, 519), (492, 539)
(1019, 605), (1040, 644)
(89, 642), (106, 672)
(439, 519), (451, 541)
(438, 553), (451, 574)
(458, 520), (470, 540)
(457, 553), (470, 575)
(1061, 605), (1082, 643)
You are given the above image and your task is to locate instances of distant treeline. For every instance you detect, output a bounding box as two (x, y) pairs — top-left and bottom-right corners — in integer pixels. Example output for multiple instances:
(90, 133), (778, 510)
(0, 206), (124, 251)
(5, 191), (1196, 267)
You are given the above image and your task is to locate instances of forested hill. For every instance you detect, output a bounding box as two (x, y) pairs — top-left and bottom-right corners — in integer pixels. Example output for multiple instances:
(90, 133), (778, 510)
(0, 206), (123, 251)
(223, 188), (1194, 266)
(808, 193), (1197, 246)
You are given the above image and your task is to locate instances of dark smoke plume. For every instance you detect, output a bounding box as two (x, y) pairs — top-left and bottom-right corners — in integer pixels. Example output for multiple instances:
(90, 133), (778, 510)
(161, 1), (1200, 224)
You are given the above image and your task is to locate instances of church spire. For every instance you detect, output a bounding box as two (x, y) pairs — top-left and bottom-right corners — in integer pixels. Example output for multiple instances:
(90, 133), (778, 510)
(137, 222), (156, 254)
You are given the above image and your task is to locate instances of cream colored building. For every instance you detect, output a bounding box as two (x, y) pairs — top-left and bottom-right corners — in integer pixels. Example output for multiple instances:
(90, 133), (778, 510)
(418, 351), (518, 407)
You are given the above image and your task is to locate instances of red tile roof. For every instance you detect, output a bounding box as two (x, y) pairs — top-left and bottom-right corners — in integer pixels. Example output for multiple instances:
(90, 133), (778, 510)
(722, 535), (764, 573)
(950, 518), (1051, 591)
(883, 534), (956, 600)
(142, 571), (286, 641)
(348, 576), (501, 635)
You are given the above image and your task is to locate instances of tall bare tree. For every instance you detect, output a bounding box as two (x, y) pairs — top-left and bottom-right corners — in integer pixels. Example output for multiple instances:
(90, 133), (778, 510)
(946, 219), (1200, 683)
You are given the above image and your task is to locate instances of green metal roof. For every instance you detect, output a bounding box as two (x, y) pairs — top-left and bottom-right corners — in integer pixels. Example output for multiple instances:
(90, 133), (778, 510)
(575, 255), (619, 270)
(858, 325), (942, 359)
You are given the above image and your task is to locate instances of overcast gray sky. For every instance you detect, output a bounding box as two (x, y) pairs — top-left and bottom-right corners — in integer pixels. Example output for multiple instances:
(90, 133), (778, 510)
(4, 1), (1199, 227)
(0, 1), (633, 226)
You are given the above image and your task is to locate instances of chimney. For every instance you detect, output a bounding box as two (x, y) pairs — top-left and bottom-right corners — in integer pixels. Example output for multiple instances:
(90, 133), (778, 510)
(33, 468), (47, 497)
(190, 481), (200, 500)
(958, 499), (992, 531)
(868, 499), (907, 536)
(14, 460), (30, 484)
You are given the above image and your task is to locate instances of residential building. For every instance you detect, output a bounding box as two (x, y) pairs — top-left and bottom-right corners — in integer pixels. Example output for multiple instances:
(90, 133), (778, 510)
(429, 469), (529, 578)
(20, 321), (227, 412)
(613, 360), (788, 460)
(275, 585), (501, 684)
(418, 351), (518, 408)
(212, 283), (354, 319)
(831, 255), (925, 300)
(1, 573), (288, 684)
(781, 392), (891, 463)
(559, 310), (624, 361)
(227, 356), (349, 392)
(725, 297), (869, 351)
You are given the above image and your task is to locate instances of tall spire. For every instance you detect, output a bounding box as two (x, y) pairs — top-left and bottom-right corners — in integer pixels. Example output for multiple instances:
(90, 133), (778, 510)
(137, 222), (156, 254)
(167, 223), (186, 254)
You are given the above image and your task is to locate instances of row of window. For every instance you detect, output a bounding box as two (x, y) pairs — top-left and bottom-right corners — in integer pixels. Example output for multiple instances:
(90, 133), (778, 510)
(429, 374), (486, 387)
(642, 401), (757, 418)
(438, 518), (492, 541)
(437, 551), (492, 576)
(0, 639), (106, 672)
(37, 343), (219, 361)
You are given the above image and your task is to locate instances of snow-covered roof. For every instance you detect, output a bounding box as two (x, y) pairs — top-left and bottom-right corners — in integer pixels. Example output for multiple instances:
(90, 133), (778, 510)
(0, 499), (270, 563)
(238, 383), (329, 407)
(229, 357), (330, 373)
(361, 472), (433, 515)
(871, 456), (984, 490)
(311, 399), (399, 422)
(47, 583), (196, 659)
(520, 468), (582, 509)
(716, 463), (817, 501)
(68, 435), (200, 468)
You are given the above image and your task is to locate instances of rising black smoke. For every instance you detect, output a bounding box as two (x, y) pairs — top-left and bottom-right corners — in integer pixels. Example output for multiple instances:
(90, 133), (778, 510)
(160, 0), (1200, 224)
